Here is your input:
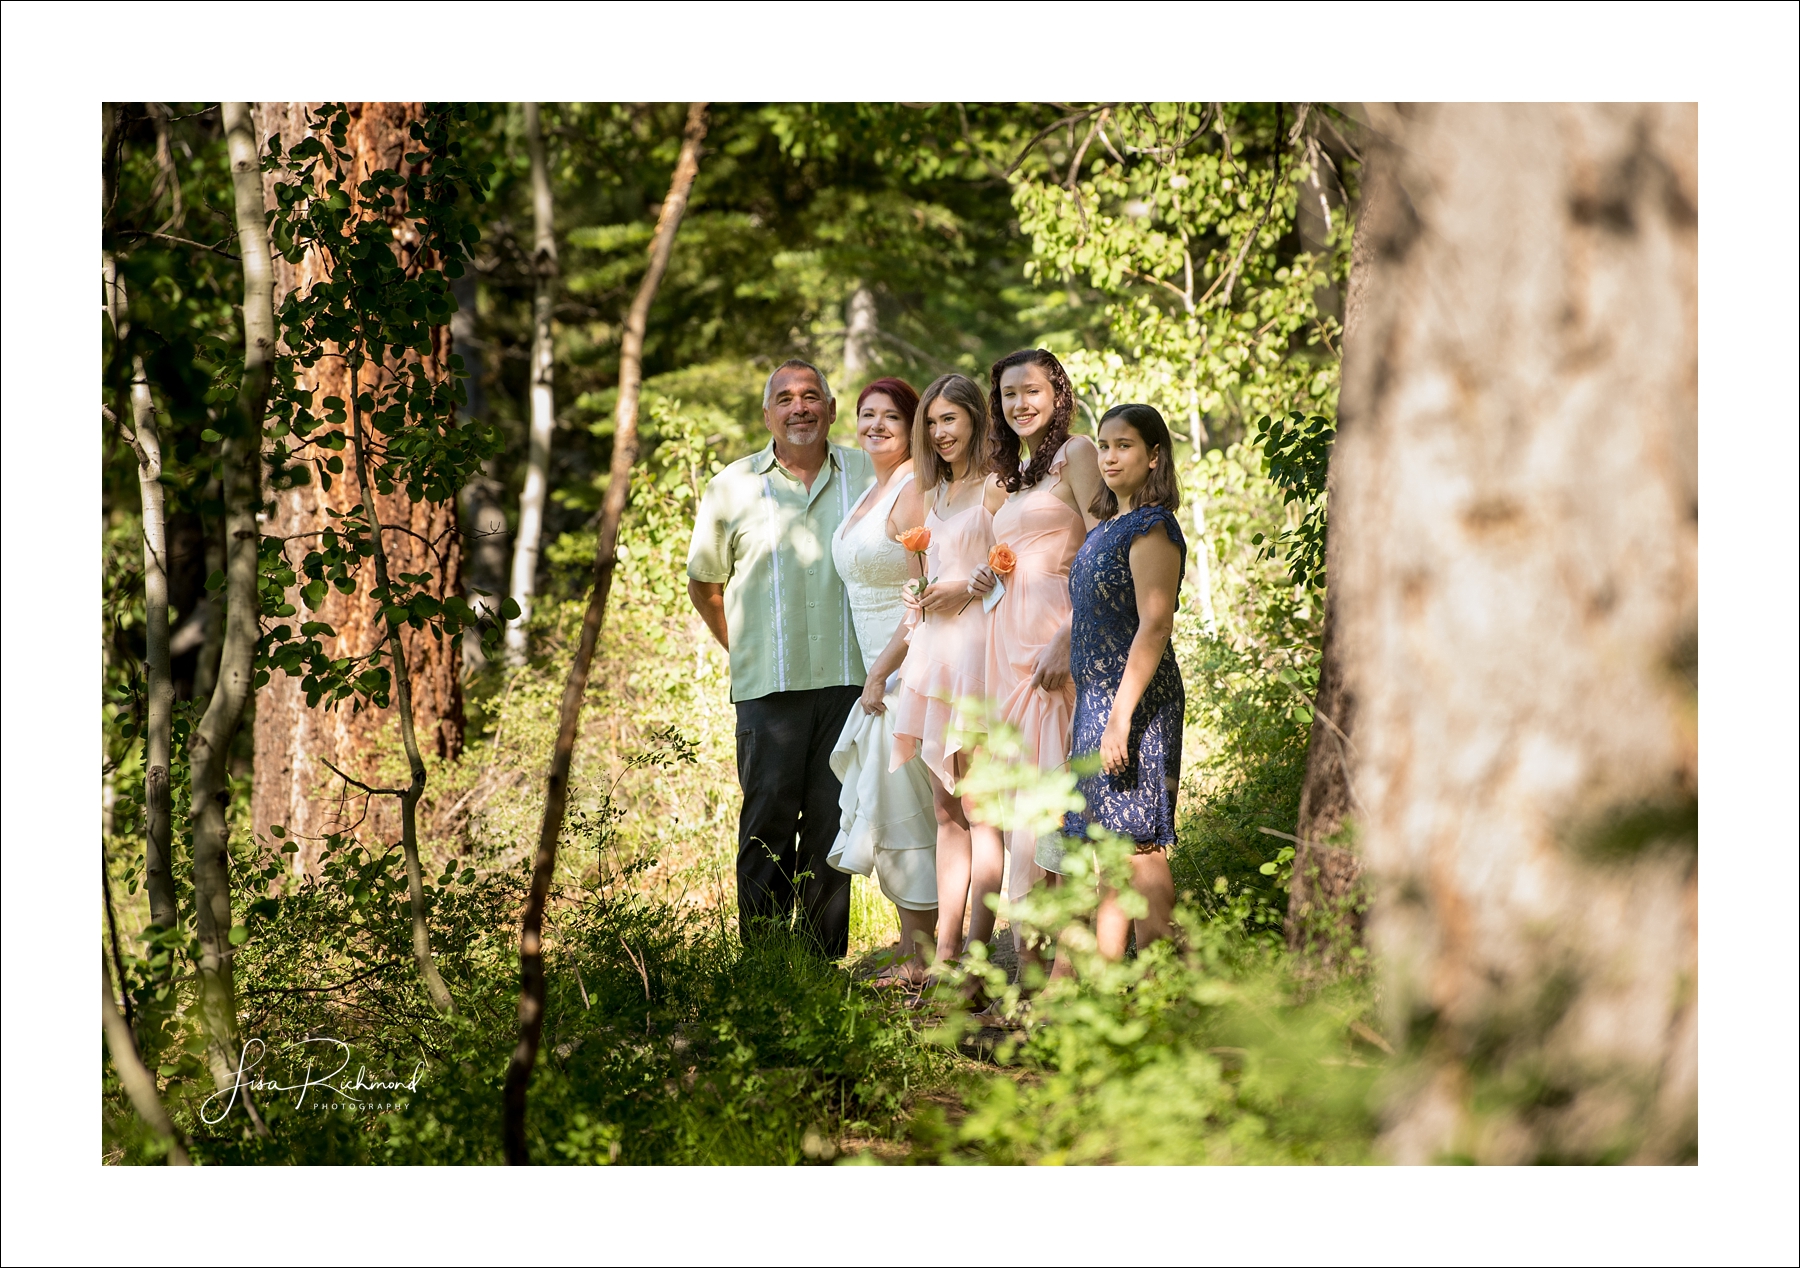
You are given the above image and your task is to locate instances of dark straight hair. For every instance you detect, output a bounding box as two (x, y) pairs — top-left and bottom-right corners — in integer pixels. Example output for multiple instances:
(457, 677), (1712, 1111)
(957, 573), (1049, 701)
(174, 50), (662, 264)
(913, 373), (990, 490)
(1090, 403), (1183, 520)
(988, 348), (1076, 493)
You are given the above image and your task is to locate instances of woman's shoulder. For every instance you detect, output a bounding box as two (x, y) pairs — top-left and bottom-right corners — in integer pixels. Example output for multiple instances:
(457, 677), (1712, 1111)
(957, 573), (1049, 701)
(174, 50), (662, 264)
(1121, 501), (1186, 545)
(1052, 433), (1099, 474)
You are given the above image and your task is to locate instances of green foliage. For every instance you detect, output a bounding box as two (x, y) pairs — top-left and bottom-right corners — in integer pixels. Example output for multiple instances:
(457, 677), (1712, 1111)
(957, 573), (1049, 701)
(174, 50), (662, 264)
(1249, 410), (1335, 591)
(1010, 103), (1356, 443)
(113, 845), (946, 1166)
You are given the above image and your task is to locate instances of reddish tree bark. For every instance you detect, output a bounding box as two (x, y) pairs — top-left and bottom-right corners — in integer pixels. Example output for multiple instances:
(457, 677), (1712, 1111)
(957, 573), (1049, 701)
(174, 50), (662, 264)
(251, 102), (464, 865)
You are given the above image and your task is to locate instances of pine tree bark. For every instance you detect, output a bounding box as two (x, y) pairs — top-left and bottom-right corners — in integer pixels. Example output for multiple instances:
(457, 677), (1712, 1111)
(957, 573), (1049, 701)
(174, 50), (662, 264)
(1334, 104), (1697, 1163)
(250, 102), (464, 866)
(505, 103), (708, 1163)
(505, 102), (558, 662)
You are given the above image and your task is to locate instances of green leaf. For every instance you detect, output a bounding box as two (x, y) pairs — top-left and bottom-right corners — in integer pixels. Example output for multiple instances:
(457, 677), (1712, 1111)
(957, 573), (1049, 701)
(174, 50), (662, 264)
(200, 428), (223, 443)
(228, 925), (250, 946)
(500, 597), (521, 621)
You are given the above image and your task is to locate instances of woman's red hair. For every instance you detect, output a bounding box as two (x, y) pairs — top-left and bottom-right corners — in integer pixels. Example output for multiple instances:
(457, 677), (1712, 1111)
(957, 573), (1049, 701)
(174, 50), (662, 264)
(856, 377), (920, 435)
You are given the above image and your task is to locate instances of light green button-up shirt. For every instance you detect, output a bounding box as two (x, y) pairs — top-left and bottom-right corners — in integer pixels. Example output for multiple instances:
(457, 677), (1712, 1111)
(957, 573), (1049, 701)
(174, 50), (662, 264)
(687, 441), (874, 703)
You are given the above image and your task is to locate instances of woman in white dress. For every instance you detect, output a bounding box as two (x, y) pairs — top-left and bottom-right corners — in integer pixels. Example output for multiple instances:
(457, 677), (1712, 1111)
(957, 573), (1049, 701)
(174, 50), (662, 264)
(828, 377), (939, 983)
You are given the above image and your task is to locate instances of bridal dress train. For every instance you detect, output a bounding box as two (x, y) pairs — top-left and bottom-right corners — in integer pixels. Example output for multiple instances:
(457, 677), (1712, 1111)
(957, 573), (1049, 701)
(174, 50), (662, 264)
(826, 472), (938, 910)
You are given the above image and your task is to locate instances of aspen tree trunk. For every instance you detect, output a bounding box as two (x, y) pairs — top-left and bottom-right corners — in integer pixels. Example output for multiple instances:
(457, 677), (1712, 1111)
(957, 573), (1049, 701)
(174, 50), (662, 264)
(842, 283), (877, 388)
(505, 102), (559, 662)
(188, 102), (277, 1101)
(102, 953), (189, 1165)
(251, 102), (464, 864)
(505, 103), (708, 1163)
(1285, 173), (1383, 959)
(1334, 104), (1698, 1163)
(105, 251), (180, 937)
(129, 356), (177, 934)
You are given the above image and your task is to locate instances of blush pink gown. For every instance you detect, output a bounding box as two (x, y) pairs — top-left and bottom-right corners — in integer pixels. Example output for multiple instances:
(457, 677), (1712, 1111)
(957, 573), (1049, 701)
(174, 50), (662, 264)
(890, 495), (995, 794)
(984, 441), (1085, 901)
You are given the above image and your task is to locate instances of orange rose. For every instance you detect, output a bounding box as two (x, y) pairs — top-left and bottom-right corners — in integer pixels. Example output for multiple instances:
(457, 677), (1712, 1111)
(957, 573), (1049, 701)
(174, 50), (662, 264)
(988, 543), (1018, 575)
(898, 526), (932, 554)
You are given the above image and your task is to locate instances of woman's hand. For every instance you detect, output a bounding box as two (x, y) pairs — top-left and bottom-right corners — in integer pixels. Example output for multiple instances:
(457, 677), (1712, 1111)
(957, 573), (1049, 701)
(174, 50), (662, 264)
(1099, 710), (1132, 774)
(965, 565), (998, 598)
(1028, 622), (1073, 693)
(919, 579), (975, 615)
(860, 670), (888, 716)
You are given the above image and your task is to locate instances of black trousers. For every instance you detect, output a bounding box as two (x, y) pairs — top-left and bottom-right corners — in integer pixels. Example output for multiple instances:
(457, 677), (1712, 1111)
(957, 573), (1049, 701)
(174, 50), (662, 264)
(733, 685), (860, 957)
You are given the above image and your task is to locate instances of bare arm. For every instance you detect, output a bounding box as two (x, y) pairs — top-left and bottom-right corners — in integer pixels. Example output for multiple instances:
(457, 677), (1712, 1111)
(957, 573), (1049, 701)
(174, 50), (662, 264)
(687, 578), (728, 651)
(1099, 523), (1182, 774)
(861, 474), (927, 713)
(1060, 435), (1105, 533)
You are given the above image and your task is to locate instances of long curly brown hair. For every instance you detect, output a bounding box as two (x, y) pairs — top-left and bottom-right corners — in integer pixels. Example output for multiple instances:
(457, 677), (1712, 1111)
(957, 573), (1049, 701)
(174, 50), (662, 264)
(988, 348), (1076, 492)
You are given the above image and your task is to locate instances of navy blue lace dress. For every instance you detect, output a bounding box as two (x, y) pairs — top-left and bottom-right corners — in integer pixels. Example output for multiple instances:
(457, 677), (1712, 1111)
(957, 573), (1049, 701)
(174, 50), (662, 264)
(1054, 504), (1186, 857)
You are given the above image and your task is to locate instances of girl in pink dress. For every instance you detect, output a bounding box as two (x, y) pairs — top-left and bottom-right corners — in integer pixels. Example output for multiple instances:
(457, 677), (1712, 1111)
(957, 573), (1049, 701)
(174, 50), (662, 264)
(890, 374), (1009, 967)
(967, 349), (1104, 916)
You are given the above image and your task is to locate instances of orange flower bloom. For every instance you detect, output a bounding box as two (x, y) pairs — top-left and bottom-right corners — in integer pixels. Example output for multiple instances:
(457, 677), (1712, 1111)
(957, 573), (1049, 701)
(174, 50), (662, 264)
(898, 526), (932, 554)
(988, 543), (1018, 575)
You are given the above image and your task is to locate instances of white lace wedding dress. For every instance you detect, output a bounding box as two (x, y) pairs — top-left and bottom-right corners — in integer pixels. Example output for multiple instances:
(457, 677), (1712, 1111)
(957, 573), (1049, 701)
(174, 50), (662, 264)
(827, 471), (938, 910)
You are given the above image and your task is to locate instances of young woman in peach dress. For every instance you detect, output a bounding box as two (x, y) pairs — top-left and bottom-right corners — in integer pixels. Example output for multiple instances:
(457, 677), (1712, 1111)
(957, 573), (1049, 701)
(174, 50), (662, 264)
(890, 373), (1009, 968)
(965, 349), (1104, 918)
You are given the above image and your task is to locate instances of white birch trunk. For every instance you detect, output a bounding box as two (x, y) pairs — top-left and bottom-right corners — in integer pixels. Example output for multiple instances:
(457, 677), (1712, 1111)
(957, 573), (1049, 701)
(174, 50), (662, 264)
(505, 102), (558, 662)
(1336, 104), (1698, 1163)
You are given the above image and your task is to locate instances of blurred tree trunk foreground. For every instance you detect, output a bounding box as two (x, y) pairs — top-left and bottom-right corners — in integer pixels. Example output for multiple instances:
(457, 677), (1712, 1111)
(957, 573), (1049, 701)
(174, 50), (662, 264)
(251, 102), (465, 864)
(1338, 103), (1698, 1163)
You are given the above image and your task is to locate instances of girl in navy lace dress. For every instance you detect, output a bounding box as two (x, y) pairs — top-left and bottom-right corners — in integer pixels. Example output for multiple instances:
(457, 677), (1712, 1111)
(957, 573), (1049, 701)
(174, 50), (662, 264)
(1044, 403), (1185, 959)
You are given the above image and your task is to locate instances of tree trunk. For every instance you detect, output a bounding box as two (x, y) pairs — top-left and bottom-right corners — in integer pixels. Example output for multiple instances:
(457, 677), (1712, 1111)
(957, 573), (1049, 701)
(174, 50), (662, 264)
(189, 102), (277, 1105)
(193, 482), (225, 700)
(452, 272), (509, 675)
(132, 354), (178, 936)
(251, 102), (464, 867)
(505, 101), (558, 663)
(505, 102), (708, 1164)
(1334, 103), (1697, 1164)
(348, 362), (455, 1014)
(102, 953), (189, 1165)
(1285, 170), (1384, 960)
(842, 283), (877, 388)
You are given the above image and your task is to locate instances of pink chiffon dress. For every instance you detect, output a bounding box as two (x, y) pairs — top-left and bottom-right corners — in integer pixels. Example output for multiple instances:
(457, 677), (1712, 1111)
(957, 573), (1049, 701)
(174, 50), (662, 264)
(889, 494), (995, 795)
(983, 440), (1085, 901)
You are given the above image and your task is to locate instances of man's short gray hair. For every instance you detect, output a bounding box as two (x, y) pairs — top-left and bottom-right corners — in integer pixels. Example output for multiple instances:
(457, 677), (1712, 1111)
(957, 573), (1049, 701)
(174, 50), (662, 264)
(762, 359), (834, 409)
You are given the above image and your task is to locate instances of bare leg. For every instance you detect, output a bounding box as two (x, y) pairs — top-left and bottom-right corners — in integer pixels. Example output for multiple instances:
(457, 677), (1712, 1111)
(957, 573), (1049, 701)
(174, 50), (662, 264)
(1130, 851), (1174, 948)
(963, 814), (1004, 951)
(898, 905), (938, 981)
(929, 765), (972, 967)
(1097, 850), (1174, 961)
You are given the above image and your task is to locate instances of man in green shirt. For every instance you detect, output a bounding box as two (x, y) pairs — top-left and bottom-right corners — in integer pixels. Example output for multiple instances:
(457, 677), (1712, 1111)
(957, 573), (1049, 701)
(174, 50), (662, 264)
(687, 359), (874, 956)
